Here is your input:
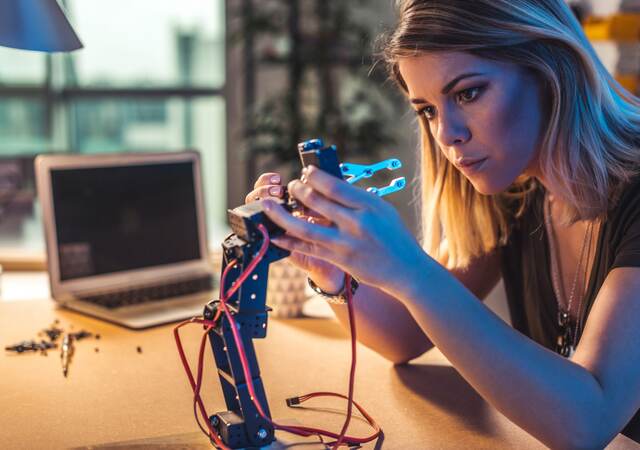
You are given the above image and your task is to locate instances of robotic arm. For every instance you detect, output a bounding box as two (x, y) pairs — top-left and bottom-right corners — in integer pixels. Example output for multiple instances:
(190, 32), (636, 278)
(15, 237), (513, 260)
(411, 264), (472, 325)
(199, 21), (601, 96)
(202, 139), (404, 448)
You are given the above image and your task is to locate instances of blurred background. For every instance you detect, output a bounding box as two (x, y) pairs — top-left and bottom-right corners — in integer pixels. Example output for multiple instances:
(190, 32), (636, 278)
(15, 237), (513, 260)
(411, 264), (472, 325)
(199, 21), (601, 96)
(0, 0), (419, 265)
(0, 0), (226, 258)
(0, 0), (639, 273)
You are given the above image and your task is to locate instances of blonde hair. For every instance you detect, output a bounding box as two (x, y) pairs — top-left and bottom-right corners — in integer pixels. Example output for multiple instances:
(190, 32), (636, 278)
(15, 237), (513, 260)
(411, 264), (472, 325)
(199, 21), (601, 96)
(382, 0), (640, 269)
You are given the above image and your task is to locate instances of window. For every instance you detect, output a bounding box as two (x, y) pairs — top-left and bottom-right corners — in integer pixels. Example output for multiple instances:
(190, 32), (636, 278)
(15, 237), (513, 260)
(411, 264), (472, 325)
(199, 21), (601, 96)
(0, 0), (227, 252)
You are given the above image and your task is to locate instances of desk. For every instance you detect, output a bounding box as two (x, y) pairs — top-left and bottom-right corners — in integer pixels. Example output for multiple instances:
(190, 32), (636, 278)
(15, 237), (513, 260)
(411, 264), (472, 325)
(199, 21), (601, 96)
(0, 283), (638, 449)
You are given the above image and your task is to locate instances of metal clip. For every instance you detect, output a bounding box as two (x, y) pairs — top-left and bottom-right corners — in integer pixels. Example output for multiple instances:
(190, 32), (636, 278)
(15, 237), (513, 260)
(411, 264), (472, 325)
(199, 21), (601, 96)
(366, 177), (406, 197)
(340, 159), (406, 197)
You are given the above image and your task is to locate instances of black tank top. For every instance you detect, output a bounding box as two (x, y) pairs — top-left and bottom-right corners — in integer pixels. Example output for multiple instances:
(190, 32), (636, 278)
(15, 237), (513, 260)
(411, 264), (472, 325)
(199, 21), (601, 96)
(500, 176), (640, 442)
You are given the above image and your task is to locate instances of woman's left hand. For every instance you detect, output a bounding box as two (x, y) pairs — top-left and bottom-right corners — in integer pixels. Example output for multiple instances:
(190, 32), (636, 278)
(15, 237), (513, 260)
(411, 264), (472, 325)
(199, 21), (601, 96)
(261, 165), (429, 296)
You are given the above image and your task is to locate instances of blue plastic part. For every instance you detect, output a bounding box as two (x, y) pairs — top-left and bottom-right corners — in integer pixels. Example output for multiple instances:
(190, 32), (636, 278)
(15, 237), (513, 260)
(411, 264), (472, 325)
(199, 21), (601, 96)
(300, 139), (324, 151)
(340, 158), (403, 185)
(298, 138), (406, 198)
(366, 177), (407, 197)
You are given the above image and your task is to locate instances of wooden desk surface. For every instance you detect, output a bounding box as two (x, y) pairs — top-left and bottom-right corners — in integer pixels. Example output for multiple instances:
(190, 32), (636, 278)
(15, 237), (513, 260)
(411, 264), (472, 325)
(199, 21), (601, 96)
(0, 300), (637, 450)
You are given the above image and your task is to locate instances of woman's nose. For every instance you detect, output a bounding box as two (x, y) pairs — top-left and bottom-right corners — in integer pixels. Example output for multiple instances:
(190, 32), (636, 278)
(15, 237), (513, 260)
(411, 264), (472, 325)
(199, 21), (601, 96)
(435, 110), (471, 147)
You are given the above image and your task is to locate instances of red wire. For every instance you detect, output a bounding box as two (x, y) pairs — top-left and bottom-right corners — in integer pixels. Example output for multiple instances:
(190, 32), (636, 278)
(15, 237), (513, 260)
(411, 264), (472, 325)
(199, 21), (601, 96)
(331, 274), (356, 449)
(174, 223), (381, 448)
(174, 318), (228, 449)
(293, 392), (380, 428)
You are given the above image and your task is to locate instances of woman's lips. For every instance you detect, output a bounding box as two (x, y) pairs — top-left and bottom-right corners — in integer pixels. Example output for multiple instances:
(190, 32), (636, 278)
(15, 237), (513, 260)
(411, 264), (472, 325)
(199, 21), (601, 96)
(456, 157), (488, 174)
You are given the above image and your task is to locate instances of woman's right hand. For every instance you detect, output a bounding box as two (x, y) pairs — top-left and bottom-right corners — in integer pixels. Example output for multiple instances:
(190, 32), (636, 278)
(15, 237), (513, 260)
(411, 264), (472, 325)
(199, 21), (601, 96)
(245, 172), (346, 294)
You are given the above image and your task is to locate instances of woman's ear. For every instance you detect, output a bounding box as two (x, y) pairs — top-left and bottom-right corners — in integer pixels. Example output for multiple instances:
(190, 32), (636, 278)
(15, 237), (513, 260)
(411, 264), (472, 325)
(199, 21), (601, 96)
(528, 69), (552, 119)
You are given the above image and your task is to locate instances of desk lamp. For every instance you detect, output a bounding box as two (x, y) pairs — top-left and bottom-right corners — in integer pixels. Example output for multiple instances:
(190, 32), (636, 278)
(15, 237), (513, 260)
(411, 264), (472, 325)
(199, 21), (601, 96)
(0, 0), (82, 52)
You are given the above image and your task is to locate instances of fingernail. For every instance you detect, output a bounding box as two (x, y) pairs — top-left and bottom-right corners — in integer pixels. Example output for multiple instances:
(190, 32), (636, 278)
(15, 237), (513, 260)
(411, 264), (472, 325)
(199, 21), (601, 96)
(270, 175), (281, 184)
(300, 174), (308, 184)
(301, 166), (308, 174)
(269, 186), (282, 196)
(271, 237), (286, 248)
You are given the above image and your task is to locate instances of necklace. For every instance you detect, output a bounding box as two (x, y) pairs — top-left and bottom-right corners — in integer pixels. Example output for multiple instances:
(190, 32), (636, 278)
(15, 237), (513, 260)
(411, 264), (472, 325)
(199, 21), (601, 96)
(543, 193), (594, 357)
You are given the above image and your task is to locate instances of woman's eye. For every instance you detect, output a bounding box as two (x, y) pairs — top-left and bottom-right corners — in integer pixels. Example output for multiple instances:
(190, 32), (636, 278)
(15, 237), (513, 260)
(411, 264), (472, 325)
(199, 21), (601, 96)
(457, 87), (481, 104)
(419, 105), (436, 120)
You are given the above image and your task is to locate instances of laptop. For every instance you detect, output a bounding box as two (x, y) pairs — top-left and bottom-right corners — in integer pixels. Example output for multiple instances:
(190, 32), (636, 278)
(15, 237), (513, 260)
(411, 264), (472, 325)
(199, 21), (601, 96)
(35, 151), (217, 329)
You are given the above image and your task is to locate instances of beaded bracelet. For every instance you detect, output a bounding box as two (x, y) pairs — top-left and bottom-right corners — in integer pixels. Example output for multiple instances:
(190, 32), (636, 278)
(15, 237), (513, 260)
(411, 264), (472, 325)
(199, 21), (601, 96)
(307, 275), (359, 305)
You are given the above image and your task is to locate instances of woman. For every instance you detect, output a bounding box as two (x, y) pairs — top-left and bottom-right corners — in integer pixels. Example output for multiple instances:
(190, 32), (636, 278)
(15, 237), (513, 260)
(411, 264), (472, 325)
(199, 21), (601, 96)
(246, 0), (640, 447)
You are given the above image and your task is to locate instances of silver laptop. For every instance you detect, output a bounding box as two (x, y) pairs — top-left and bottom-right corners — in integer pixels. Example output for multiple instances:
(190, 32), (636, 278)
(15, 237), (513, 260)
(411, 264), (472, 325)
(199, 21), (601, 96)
(35, 151), (217, 329)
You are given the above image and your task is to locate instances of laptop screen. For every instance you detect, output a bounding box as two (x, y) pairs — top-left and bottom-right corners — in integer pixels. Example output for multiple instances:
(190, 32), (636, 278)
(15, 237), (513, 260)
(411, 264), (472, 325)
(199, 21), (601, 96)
(50, 161), (201, 281)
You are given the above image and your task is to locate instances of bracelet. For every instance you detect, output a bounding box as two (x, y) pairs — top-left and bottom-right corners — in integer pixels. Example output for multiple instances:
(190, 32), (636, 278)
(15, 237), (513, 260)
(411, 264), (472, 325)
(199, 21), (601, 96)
(307, 275), (359, 305)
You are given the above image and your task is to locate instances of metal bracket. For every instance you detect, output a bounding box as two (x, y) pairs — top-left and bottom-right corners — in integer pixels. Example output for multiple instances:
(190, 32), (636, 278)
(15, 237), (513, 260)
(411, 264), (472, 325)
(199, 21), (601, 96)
(365, 177), (406, 197)
(340, 159), (406, 197)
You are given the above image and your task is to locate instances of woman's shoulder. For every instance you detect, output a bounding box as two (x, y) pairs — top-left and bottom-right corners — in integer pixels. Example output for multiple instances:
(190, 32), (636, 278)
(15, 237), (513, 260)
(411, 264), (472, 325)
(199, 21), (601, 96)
(607, 173), (640, 225)
(611, 173), (640, 209)
(606, 173), (640, 270)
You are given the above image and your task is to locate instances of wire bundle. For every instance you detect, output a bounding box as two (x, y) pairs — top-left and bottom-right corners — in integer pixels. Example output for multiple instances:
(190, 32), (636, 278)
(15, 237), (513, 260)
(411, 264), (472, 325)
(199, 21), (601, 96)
(174, 223), (381, 449)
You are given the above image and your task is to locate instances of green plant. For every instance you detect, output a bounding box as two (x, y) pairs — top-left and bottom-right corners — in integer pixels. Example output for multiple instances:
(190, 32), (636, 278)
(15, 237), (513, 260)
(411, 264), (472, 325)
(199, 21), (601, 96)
(234, 0), (402, 180)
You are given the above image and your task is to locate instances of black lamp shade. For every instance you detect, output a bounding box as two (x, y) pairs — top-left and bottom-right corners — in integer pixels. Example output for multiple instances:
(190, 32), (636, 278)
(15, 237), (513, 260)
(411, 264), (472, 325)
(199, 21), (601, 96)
(0, 0), (82, 52)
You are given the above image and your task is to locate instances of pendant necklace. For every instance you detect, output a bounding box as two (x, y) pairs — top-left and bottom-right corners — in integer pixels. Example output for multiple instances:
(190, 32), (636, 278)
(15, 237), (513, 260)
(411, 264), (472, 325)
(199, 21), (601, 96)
(543, 193), (594, 357)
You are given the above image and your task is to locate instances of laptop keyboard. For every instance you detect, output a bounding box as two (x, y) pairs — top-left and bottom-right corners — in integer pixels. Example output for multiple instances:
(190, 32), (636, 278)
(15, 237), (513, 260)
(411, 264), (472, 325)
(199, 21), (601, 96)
(80, 275), (214, 309)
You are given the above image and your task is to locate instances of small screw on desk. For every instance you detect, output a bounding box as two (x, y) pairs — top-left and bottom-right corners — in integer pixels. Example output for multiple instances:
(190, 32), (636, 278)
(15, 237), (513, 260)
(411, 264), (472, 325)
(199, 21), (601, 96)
(61, 334), (74, 377)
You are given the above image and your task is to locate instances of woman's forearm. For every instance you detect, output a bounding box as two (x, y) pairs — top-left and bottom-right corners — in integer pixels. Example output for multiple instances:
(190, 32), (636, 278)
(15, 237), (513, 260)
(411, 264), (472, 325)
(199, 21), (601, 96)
(390, 256), (608, 449)
(323, 251), (499, 365)
(329, 282), (434, 364)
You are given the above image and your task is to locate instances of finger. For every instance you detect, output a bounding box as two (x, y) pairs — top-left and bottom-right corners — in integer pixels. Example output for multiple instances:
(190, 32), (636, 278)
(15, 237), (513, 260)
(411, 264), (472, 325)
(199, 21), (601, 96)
(271, 235), (353, 277)
(288, 179), (360, 230)
(304, 215), (333, 227)
(245, 185), (284, 204)
(303, 165), (375, 210)
(262, 199), (340, 249)
(271, 235), (335, 263)
(254, 172), (281, 189)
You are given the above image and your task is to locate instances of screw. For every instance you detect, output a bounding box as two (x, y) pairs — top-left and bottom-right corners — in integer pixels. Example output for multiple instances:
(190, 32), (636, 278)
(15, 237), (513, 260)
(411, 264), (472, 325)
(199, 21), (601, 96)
(257, 428), (268, 440)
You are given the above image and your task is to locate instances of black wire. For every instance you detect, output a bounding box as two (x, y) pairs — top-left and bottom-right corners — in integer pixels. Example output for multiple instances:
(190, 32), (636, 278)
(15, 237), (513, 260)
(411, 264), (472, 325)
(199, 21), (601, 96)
(193, 396), (210, 438)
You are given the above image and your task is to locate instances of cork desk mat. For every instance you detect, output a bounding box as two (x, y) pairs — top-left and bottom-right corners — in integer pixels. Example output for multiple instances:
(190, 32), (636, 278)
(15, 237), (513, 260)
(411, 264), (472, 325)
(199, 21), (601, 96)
(1, 299), (638, 449)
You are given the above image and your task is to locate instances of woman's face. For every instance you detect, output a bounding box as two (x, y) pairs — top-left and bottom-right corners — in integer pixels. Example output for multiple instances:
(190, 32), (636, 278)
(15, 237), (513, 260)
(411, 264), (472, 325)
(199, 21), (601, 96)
(398, 52), (546, 194)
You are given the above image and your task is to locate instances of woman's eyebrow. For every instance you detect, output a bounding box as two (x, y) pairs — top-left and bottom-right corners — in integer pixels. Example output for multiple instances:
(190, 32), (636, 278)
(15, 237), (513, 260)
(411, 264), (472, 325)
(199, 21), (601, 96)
(410, 72), (485, 104)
